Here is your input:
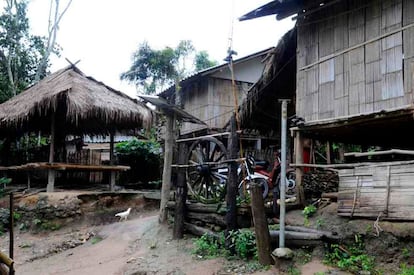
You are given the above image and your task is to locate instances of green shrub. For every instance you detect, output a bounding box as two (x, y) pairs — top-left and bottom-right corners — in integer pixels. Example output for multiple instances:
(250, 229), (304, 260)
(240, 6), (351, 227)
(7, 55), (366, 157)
(399, 264), (414, 275)
(116, 138), (161, 184)
(228, 229), (257, 260)
(324, 235), (376, 274)
(192, 229), (258, 260)
(192, 233), (224, 258)
(302, 205), (317, 218)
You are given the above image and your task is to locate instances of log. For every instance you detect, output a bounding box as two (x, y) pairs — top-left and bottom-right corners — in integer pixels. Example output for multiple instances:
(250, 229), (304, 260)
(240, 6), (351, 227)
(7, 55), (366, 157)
(184, 222), (219, 239)
(321, 192), (338, 200)
(250, 183), (273, 265)
(0, 251), (13, 267)
(270, 230), (340, 242)
(166, 201), (226, 214)
(284, 226), (338, 239)
(187, 212), (226, 227)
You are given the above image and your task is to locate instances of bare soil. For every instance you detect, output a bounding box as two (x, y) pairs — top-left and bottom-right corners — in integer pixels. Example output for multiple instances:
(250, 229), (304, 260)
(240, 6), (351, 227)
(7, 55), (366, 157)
(1, 192), (413, 274)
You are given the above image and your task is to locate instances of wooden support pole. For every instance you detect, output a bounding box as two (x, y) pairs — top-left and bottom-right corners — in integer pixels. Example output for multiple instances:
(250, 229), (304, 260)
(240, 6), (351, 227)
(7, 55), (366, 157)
(294, 130), (305, 206)
(250, 183), (273, 265)
(47, 114), (56, 192)
(109, 131), (115, 165)
(226, 114), (238, 250)
(173, 143), (188, 239)
(326, 141), (332, 165)
(9, 193), (14, 260)
(109, 131), (115, 191)
(159, 114), (175, 224)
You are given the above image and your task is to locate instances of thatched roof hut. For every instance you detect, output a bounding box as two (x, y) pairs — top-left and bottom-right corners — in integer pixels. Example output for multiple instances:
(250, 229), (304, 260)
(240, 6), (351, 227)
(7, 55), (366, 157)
(0, 65), (152, 136)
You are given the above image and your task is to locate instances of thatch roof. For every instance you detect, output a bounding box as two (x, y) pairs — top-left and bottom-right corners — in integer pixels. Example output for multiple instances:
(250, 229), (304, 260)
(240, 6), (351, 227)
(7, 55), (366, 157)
(238, 27), (297, 133)
(0, 65), (153, 136)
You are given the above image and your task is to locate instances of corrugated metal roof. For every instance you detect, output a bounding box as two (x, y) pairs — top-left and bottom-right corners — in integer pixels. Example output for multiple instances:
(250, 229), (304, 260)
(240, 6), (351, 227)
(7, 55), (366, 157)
(158, 47), (274, 98)
(239, 0), (302, 21)
(139, 95), (207, 125)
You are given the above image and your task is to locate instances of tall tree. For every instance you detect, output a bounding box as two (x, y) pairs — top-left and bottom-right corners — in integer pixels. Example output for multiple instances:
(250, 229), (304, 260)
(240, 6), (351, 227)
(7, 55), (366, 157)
(0, 0), (48, 102)
(34, 0), (72, 82)
(121, 40), (216, 95)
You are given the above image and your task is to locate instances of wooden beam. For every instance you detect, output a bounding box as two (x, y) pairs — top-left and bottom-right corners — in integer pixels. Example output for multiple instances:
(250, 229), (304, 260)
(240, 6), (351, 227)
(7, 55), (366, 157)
(344, 149), (414, 158)
(176, 132), (230, 143)
(294, 131), (305, 206)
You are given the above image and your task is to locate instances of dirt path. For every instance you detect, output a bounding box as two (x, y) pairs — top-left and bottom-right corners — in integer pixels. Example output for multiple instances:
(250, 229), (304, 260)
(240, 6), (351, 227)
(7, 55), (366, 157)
(14, 212), (227, 275)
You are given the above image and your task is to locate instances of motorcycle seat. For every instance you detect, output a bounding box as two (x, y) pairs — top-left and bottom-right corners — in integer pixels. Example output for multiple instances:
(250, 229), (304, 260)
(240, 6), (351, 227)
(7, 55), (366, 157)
(255, 160), (269, 170)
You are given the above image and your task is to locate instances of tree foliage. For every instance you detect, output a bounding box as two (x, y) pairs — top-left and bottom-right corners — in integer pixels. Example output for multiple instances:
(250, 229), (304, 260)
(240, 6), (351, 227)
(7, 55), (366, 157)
(121, 40), (217, 95)
(195, 51), (218, 71)
(0, 0), (50, 102)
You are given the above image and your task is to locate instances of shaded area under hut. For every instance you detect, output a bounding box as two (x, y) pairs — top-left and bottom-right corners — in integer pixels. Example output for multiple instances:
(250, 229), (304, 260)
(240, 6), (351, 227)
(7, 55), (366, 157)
(0, 65), (153, 192)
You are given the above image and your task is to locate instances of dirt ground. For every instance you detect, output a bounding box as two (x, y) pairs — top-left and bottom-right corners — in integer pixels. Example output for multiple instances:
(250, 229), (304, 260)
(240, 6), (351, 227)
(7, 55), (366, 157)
(0, 192), (413, 274)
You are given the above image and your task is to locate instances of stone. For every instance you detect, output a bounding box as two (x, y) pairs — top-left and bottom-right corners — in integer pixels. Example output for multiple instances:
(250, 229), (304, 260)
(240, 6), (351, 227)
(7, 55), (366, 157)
(272, 247), (294, 259)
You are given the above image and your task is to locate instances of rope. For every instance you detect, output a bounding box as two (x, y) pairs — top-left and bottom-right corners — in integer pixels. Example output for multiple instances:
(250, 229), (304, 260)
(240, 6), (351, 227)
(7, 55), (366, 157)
(226, 0), (244, 162)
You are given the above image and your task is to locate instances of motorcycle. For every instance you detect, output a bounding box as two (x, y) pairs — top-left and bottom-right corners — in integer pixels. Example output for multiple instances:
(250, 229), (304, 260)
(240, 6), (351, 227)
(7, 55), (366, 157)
(238, 154), (296, 202)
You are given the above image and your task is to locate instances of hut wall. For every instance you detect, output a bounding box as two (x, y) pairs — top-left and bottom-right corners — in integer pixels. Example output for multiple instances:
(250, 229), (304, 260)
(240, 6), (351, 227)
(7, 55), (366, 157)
(180, 78), (249, 135)
(296, 0), (414, 123)
(337, 161), (414, 220)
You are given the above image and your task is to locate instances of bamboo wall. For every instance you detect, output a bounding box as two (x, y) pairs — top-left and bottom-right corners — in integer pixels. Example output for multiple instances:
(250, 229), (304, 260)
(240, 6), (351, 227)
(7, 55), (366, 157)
(180, 78), (249, 134)
(296, 0), (414, 122)
(338, 161), (414, 220)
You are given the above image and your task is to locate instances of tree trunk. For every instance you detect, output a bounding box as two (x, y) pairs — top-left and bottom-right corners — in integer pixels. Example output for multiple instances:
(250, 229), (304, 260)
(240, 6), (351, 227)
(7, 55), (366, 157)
(173, 143), (188, 239)
(35, 0), (73, 81)
(159, 115), (175, 223)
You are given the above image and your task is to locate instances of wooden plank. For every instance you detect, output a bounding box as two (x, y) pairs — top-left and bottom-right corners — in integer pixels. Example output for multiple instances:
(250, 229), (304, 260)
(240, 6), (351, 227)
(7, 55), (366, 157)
(403, 0), (414, 101)
(338, 160), (414, 220)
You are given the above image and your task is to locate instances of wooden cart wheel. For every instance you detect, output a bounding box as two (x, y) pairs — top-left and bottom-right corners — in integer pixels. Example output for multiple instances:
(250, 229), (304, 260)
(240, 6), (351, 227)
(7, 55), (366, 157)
(186, 137), (228, 203)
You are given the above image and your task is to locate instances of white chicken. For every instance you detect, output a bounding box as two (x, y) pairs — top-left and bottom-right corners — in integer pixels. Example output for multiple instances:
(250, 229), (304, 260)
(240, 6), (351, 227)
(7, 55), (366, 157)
(115, 208), (131, 222)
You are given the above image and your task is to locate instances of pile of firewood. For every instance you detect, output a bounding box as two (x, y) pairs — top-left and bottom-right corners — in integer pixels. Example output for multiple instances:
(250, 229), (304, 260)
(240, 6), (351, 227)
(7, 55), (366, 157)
(303, 169), (339, 199)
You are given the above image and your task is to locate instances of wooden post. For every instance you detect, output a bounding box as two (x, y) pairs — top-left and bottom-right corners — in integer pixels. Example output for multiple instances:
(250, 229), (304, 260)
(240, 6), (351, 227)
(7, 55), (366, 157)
(47, 114), (56, 192)
(326, 141), (332, 164)
(294, 130), (305, 206)
(226, 114), (238, 250)
(9, 193), (14, 260)
(250, 183), (273, 265)
(109, 131), (115, 191)
(159, 114), (175, 223)
(173, 143), (188, 239)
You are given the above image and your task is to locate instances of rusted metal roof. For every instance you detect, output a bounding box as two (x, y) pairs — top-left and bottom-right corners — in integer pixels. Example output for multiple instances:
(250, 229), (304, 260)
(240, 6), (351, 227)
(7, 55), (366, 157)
(139, 95), (207, 125)
(239, 0), (302, 21)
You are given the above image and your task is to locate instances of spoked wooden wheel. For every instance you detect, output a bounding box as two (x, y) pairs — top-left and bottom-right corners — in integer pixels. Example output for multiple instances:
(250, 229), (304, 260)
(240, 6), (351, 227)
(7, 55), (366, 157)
(186, 137), (228, 203)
